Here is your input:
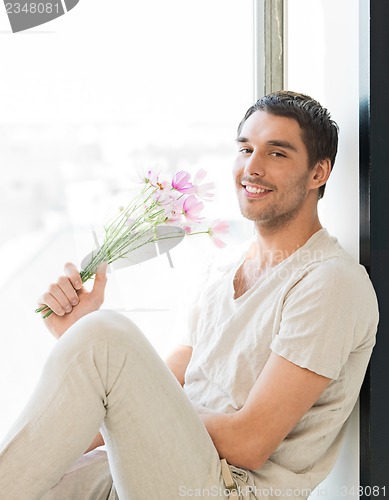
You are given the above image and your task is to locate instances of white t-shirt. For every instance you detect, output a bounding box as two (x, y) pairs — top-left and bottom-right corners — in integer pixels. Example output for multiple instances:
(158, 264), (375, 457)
(181, 229), (378, 497)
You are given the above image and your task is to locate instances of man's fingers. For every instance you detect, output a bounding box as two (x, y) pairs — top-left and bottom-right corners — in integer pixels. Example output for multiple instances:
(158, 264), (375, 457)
(37, 262), (107, 320)
(56, 275), (80, 307)
(37, 262), (81, 316)
(64, 262), (83, 290)
(38, 285), (69, 316)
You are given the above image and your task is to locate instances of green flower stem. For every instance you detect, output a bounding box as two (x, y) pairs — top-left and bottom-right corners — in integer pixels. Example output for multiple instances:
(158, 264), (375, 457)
(35, 179), (213, 320)
(36, 228), (183, 319)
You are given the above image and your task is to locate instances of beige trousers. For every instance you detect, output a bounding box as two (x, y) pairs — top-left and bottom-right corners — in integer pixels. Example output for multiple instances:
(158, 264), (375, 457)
(41, 449), (118, 500)
(0, 310), (235, 499)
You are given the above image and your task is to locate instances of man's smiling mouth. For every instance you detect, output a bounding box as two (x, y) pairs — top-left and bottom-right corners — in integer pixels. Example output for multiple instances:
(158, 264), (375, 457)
(241, 181), (274, 195)
(244, 185), (271, 194)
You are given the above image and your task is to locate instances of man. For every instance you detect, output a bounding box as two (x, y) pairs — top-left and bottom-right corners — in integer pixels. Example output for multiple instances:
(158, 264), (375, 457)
(0, 91), (378, 499)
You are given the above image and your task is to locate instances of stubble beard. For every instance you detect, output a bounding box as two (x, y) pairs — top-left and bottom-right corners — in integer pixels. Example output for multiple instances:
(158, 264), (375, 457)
(239, 173), (310, 231)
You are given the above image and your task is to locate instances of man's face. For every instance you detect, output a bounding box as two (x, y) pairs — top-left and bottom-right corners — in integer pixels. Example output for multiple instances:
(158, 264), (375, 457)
(233, 110), (315, 229)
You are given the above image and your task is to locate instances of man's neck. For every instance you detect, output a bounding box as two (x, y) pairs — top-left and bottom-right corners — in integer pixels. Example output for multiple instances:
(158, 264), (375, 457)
(252, 215), (323, 271)
(233, 218), (322, 300)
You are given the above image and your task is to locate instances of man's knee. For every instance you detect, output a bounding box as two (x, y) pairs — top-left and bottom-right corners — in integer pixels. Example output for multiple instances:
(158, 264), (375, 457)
(62, 309), (143, 348)
(48, 310), (148, 373)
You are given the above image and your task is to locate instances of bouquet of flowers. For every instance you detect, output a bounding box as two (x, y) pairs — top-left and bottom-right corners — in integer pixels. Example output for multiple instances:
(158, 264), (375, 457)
(36, 168), (228, 318)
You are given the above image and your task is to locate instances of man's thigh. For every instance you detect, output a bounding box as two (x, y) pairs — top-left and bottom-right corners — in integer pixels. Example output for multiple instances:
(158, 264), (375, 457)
(41, 449), (117, 500)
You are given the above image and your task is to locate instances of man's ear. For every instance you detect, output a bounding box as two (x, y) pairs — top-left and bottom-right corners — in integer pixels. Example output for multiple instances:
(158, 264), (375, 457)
(310, 159), (332, 190)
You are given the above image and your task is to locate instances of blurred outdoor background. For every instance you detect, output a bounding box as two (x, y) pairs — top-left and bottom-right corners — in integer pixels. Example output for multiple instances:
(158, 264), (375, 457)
(0, 0), (253, 438)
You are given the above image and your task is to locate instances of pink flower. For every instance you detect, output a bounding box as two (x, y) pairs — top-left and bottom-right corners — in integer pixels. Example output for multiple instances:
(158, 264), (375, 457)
(153, 189), (172, 206)
(144, 170), (169, 192)
(192, 168), (214, 201)
(164, 211), (182, 224)
(144, 170), (159, 187)
(182, 195), (204, 223)
(172, 170), (195, 194)
(165, 209), (183, 224)
(162, 195), (184, 224)
(208, 219), (229, 248)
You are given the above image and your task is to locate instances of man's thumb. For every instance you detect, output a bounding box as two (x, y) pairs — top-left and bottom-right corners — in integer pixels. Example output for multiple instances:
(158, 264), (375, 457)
(93, 262), (108, 294)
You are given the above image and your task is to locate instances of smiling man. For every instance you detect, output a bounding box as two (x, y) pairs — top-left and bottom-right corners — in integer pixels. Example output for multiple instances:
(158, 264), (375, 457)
(231, 97), (334, 289)
(0, 92), (379, 499)
(235, 112), (323, 228)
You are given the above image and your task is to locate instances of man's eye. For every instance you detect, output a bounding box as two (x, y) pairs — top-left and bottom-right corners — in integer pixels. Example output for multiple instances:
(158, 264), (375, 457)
(270, 152), (286, 158)
(239, 148), (252, 154)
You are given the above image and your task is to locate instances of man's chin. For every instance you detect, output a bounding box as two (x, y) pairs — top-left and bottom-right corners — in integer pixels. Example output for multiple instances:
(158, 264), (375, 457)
(241, 209), (299, 231)
(240, 208), (271, 223)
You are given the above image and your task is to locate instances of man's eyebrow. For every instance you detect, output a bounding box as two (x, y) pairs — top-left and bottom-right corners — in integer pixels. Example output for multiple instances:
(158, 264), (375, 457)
(235, 137), (299, 152)
(267, 140), (298, 152)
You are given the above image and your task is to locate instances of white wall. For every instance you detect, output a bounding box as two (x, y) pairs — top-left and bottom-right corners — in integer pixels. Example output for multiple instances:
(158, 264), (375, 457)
(285, 0), (360, 497)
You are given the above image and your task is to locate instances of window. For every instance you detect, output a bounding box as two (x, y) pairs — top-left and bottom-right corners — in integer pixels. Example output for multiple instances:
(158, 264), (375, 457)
(0, 1), (253, 438)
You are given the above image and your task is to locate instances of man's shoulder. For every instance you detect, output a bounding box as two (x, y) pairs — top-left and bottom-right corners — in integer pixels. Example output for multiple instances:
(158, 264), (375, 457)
(285, 241), (378, 332)
(300, 229), (363, 272)
(284, 229), (376, 301)
(297, 249), (375, 308)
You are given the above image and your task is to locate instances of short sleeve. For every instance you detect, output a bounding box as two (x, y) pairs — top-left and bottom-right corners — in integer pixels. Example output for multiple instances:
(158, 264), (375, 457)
(175, 301), (200, 347)
(270, 259), (378, 379)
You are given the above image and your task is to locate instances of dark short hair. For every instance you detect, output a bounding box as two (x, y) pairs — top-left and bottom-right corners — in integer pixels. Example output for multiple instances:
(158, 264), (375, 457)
(237, 91), (339, 199)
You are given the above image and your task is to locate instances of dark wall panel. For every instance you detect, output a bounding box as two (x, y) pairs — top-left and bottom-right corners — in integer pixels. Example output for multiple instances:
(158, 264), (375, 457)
(360, 0), (389, 495)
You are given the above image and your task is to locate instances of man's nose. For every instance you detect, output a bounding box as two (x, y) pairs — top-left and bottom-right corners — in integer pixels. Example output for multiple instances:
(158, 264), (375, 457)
(244, 153), (265, 177)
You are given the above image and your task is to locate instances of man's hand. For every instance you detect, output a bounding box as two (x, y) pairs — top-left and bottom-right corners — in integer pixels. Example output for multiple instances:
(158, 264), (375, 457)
(37, 262), (108, 339)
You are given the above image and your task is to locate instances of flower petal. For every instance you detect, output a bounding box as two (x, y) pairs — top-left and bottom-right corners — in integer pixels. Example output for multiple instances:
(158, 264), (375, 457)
(172, 170), (194, 193)
(183, 194), (204, 223)
(210, 219), (229, 234)
(193, 168), (207, 184)
(210, 234), (227, 248)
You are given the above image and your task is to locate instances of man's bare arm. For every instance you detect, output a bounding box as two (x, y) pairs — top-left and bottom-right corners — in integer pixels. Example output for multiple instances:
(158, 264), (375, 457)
(165, 344), (192, 386)
(200, 352), (331, 470)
